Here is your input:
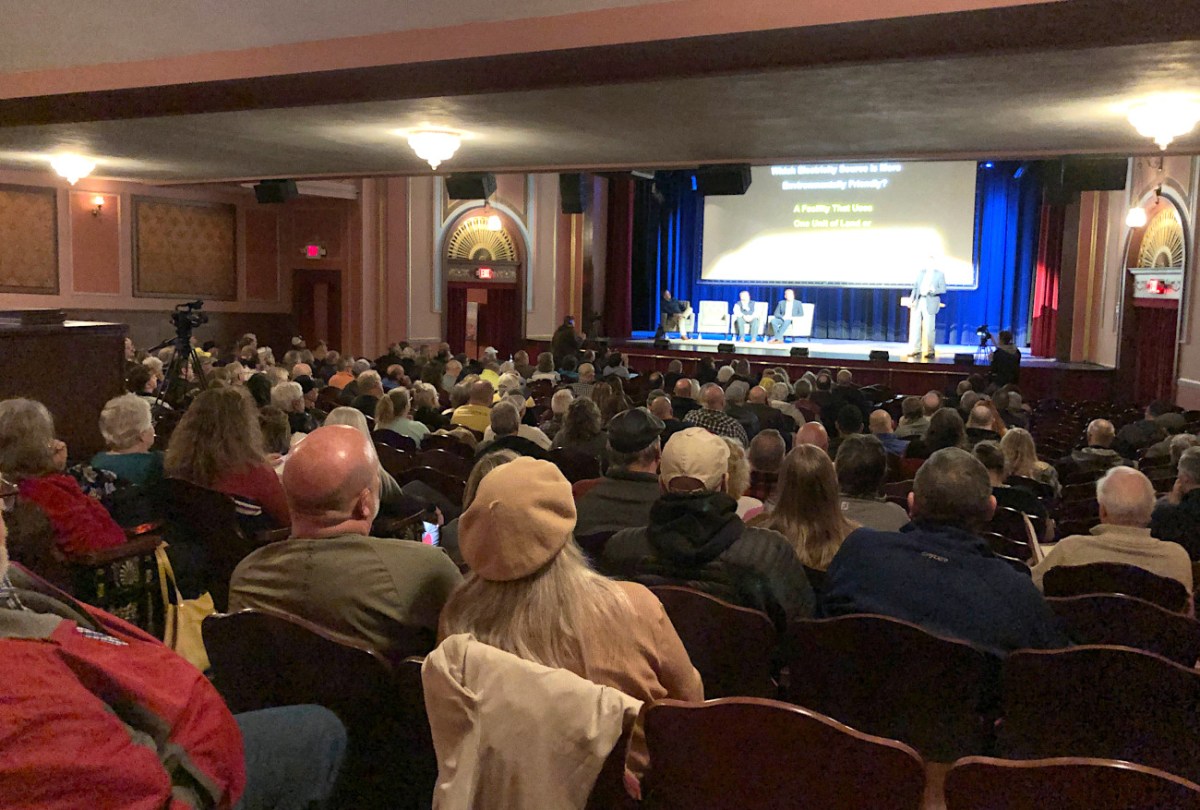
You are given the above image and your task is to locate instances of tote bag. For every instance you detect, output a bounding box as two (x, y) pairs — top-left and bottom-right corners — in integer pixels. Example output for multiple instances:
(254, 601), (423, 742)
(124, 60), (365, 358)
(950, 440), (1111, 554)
(155, 544), (215, 672)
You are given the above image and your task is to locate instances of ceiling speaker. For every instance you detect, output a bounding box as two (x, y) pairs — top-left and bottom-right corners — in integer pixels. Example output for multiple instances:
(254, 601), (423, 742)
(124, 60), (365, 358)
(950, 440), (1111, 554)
(869, 350), (890, 362)
(695, 165), (752, 196)
(445, 173), (497, 200)
(789, 347), (809, 357)
(253, 179), (298, 204)
(559, 173), (587, 214)
(717, 342), (736, 354)
(1061, 157), (1128, 192)
(953, 353), (975, 365)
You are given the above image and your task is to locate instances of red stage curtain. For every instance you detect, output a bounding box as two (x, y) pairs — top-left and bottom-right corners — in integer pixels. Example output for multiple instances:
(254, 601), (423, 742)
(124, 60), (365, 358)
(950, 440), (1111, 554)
(1031, 203), (1065, 358)
(446, 285), (467, 355)
(604, 174), (635, 340)
(478, 286), (519, 359)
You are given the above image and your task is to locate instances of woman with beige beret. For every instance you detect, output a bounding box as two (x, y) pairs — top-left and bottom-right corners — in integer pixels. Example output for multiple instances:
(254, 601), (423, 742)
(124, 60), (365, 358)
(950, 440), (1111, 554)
(438, 456), (703, 782)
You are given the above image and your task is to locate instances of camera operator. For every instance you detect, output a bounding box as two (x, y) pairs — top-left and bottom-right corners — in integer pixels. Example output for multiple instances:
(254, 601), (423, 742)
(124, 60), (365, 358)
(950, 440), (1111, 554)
(988, 329), (1021, 387)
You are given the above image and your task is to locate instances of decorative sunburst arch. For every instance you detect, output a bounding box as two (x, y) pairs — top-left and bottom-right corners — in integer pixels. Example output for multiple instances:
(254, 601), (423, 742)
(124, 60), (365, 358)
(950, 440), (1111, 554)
(1137, 206), (1186, 270)
(445, 216), (519, 262)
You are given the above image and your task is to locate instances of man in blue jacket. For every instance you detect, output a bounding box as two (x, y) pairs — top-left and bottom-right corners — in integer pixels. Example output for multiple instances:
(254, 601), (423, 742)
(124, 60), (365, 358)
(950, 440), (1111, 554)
(820, 447), (1068, 654)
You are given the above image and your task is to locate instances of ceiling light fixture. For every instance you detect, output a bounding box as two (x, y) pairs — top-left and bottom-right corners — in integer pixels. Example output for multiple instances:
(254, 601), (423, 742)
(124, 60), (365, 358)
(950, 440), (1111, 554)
(1126, 207), (1148, 228)
(406, 129), (461, 171)
(1126, 96), (1200, 151)
(486, 213), (502, 231)
(50, 154), (96, 185)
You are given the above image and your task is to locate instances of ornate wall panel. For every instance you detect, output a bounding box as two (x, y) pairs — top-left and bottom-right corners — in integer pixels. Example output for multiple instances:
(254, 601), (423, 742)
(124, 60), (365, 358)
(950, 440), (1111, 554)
(0, 185), (58, 293)
(133, 198), (237, 300)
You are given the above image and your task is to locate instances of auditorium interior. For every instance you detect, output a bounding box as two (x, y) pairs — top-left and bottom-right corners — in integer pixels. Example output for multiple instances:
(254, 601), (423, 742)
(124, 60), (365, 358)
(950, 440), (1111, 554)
(2, 1), (1200, 807)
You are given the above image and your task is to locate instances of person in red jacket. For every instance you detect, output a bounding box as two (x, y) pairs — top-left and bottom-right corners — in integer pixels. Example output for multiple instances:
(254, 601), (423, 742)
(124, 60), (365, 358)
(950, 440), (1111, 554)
(0, 514), (346, 809)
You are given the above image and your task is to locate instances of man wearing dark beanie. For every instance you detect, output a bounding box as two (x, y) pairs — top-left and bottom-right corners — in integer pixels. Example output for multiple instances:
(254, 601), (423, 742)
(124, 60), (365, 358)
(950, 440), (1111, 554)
(575, 408), (665, 536)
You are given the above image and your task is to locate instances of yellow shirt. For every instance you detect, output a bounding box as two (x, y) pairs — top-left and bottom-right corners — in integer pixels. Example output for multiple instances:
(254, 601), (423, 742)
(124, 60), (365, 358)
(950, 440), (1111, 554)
(450, 403), (492, 433)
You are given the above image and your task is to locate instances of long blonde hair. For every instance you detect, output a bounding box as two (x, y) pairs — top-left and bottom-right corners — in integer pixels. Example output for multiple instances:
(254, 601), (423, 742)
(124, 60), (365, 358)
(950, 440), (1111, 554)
(439, 540), (631, 673)
(751, 444), (856, 571)
(1000, 427), (1039, 478)
(164, 387), (265, 486)
(722, 437), (751, 500)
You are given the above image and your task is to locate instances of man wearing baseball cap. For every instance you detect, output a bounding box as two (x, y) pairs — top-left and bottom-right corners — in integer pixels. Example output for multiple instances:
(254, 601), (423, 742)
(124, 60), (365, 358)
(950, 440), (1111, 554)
(575, 408), (666, 536)
(598, 427), (813, 631)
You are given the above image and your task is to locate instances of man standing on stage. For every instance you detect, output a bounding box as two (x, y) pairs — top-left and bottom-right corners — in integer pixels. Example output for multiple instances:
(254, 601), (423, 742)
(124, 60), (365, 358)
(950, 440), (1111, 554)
(768, 289), (804, 343)
(732, 290), (761, 342)
(906, 257), (947, 359)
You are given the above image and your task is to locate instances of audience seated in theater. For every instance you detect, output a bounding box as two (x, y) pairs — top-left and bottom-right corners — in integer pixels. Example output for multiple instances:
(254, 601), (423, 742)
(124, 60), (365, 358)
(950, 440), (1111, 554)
(723, 381), (761, 441)
(974, 442), (1051, 542)
(528, 351), (560, 384)
(1000, 427), (1061, 496)
(1056, 418), (1130, 478)
(245, 372), (273, 408)
(600, 427), (814, 632)
(965, 404), (1003, 446)
(375, 387), (431, 448)
(695, 357), (718, 386)
(477, 402), (549, 461)
(789, 378), (821, 423)
(541, 388), (573, 438)
(763, 383), (803, 430)
(600, 376), (635, 418)
(821, 447), (1069, 653)
(745, 429), (785, 507)
(1032, 467), (1192, 593)
(350, 370), (384, 418)
(258, 407), (292, 474)
(671, 378), (701, 421)
(663, 359), (685, 395)
(894, 396), (928, 440)
(1150, 447), (1200, 561)
(1114, 400), (1174, 459)
(411, 381), (450, 432)
(575, 408), (665, 536)
(482, 395), (551, 451)
(648, 392), (685, 446)
(450, 380), (494, 434)
(557, 355), (580, 383)
(570, 363), (597, 401)
(991, 389), (1027, 429)
(721, 437), (762, 519)
(164, 387), (291, 527)
(601, 351), (632, 379)
(439, 450), (519, 566)
(551, 398), (608, 463)
(125, 364), (170, 411)
(230, 425), (462, 655)
(752, 444), (858, 572)
(1166, 434), (1200, 475)
(91, 393), (164, 487)
(0, 516), (348, 808)
(827, 404), (864, 460)
(683, 383), (748, 446)
(1140, 412), (1190, 466)
(0, 399), (126, 557)
(327, 355), (355, 390)
(441, 358), (463, 392)
(904, 407), (969, 460)
(835, 434), (910, 532)
(716, 365), (736, 387)
(323, 406), (439, 516)
(868, 409), (909, 457)
(294, 375), (327, 422)
(439, 456), (703, 777)
(796, 421), (830, 455)
(271, 381), (319, 435)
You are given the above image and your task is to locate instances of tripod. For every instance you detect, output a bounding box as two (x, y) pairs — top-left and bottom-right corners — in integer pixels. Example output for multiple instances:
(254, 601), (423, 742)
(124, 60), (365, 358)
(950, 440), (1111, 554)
(975, 335), (993, 365)
(147, 329), (207, 413)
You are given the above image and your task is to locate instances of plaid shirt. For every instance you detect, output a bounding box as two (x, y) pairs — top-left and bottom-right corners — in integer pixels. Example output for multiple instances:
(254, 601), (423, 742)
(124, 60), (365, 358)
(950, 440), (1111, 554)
(682, 408), (749, 446)
(0, 574), (24, 611)
(746, 470), (779, 503)
(570, 382), (595, 400)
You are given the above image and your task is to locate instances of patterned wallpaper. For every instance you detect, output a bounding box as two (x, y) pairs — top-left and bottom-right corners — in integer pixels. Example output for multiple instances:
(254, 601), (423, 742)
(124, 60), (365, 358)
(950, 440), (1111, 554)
(0, 185), (58, 294)
(134, 198), (237, 300)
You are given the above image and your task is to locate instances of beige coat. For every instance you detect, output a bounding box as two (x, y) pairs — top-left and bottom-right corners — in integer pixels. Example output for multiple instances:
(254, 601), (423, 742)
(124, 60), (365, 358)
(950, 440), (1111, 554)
(423, 634), (643, 810)
(1031, 524), (1194, 593)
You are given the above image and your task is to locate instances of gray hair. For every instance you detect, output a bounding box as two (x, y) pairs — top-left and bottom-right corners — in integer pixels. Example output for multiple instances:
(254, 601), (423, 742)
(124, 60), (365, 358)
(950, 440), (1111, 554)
(0, 398), (56, 479)
(770, 382), (792, 402)
(99, 393), (153, 451)
(1170, 434), (1200, 467)
(490, 401), (521, 437)
(357, 370), (382, 391)
(1087, 419), (1116, 447)
(412, 381), (439, 410)
(142, 356), (164, 377)
(1178, 446), (1200, 485)
(270, 381), (304, 413)
(551, 388), (574, 414)
(497, 373), (523, 397)
(1096, 466), (1156, 527)
(352, 359), (372, 375)
(325, 406), (370, 438)
(726, 380), (750, 405)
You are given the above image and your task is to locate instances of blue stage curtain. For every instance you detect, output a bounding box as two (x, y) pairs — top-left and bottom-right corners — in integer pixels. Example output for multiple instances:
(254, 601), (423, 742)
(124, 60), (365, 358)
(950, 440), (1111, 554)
(634, 163), (1042, 346)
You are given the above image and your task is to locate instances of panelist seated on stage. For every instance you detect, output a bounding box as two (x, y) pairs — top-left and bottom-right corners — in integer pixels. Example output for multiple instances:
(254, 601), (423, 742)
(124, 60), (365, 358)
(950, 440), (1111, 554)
(659, 290), (693, 340)
(732, 290), (762, 342)
(767, 289), (806, 342)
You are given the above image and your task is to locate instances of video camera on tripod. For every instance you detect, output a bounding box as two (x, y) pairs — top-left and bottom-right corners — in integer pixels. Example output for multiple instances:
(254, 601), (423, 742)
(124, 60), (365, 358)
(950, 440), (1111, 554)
(171, 299), (209, 337)
(149, 300), (210, 412)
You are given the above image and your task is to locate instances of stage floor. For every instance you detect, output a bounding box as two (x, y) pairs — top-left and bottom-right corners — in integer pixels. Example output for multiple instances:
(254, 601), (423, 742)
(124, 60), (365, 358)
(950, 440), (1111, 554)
(624, 336), (1095, 369)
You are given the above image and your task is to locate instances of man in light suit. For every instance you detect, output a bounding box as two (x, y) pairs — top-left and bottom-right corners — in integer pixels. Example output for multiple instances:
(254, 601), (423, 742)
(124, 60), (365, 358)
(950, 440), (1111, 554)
(768, 289), (805, 342)
(732, 290), (761, 342)
(906, 260), (947, 359)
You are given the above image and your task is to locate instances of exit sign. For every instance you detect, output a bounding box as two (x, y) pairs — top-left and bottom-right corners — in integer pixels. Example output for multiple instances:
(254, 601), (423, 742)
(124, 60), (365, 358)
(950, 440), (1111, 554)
(303, 244), (327, 259)
(476, 267), (494, 279)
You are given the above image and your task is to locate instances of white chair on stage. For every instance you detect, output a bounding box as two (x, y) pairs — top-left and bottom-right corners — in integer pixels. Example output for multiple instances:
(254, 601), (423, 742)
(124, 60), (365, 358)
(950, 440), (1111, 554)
(784, 303), (816, 339)
(696, 301), (731, 337)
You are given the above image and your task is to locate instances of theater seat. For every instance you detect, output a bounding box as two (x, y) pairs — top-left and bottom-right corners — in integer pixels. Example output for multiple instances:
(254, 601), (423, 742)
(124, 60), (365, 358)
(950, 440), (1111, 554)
(1042, 562), (1190, 613)
(1046, 593), (1200, 667)
(643, 698), (926, 810)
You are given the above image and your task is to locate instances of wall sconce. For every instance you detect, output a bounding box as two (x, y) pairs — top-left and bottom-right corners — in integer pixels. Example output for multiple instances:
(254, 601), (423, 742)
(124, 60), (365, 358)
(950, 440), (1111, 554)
(90, 195), (105, 217)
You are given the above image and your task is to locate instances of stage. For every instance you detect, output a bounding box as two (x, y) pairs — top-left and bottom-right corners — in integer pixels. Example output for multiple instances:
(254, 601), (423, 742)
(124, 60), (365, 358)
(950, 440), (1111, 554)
(618, 336), (1116, 402)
